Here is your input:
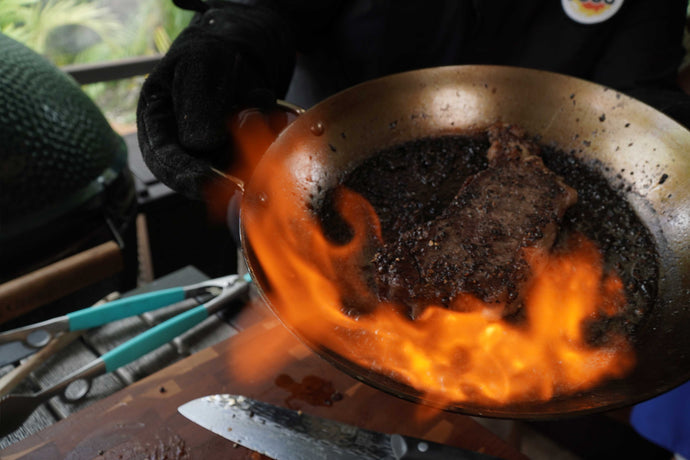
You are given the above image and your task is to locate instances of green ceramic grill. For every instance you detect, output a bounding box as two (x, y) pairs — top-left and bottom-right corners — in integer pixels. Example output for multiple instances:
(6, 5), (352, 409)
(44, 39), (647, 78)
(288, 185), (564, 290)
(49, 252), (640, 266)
(0, 33), (129, 240)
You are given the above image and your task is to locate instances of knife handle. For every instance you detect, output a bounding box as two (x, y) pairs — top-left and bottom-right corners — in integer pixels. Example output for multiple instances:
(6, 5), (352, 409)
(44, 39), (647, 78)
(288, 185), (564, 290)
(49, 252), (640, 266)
(390, 434), (500, 460)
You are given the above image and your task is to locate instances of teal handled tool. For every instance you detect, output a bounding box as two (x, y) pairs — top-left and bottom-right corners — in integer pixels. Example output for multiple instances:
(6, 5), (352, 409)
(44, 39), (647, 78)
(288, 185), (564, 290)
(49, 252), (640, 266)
(0, 273), (251, 436)
(0, 274), (249, 353)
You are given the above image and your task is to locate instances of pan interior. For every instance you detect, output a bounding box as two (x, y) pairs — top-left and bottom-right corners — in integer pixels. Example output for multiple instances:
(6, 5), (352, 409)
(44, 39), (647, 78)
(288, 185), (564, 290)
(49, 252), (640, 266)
(326, 132), (658, 336)
(242, 65), (690, 417)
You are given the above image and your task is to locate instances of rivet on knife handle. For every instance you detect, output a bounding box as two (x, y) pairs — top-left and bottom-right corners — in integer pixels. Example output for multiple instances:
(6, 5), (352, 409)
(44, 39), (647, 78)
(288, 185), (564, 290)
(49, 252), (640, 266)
(390, 434), (502, 460)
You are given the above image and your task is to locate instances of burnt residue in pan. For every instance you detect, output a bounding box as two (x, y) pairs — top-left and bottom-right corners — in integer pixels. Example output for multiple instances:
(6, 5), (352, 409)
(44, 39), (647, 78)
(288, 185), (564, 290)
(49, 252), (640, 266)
(316, 132), (659, 344)
(539, 146), (659, 343)
(319, 135), (489, 244)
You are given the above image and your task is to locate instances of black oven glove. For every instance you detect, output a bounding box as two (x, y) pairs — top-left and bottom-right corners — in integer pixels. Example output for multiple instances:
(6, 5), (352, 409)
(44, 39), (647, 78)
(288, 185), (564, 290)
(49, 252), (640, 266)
(136, 0), (295, 199)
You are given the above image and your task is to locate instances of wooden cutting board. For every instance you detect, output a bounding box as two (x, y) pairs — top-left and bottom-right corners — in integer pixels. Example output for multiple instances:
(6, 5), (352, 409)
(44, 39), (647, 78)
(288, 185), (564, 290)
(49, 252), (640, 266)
(1, 313), (527, 460)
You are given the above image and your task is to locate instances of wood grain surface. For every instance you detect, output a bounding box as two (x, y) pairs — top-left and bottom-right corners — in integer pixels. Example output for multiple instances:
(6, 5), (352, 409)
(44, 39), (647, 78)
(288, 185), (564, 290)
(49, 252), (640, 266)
(0, 241), (123, 324)
(0, 311), (527, 460)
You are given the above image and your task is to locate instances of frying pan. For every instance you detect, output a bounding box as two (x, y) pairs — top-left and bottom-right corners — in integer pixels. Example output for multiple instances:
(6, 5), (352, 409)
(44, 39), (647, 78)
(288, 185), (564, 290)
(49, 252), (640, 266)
(231, 65), (690, 418)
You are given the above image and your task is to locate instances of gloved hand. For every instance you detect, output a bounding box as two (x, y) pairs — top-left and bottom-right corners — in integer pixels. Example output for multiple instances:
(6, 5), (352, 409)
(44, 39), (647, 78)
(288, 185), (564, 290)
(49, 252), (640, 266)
(137, 0), (296, 199)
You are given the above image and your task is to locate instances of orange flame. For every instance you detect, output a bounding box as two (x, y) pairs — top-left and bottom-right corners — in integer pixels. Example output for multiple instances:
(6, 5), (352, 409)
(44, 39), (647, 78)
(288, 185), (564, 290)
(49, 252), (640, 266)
(242, 179), (635, 407)
(222, 115), (635, 408)
(203, 108), (296, 222)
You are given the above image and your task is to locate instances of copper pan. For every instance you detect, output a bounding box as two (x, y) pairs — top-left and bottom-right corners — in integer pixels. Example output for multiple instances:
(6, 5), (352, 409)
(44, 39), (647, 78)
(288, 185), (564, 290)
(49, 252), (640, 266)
(236, 65), (690, 418)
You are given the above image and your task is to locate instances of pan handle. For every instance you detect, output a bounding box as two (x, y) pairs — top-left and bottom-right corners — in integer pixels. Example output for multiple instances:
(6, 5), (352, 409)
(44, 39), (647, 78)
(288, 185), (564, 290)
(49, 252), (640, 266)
(275, 99), (306, 116)
(211, 99), (305, 192)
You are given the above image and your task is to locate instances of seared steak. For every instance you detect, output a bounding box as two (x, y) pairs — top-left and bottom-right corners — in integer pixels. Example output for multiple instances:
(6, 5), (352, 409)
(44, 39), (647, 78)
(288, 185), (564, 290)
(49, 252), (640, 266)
(373, 124), (578, 318)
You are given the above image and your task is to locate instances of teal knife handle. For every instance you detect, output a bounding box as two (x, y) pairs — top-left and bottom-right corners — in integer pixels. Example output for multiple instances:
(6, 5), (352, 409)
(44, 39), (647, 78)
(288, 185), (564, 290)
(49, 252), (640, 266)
(67, 287), (186, 331)
(101, 305), (208, 372)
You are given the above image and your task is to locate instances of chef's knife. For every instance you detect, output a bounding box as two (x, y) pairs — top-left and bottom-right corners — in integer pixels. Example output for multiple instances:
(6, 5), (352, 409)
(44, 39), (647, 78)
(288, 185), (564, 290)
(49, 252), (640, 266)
(178, 394), (502, 460)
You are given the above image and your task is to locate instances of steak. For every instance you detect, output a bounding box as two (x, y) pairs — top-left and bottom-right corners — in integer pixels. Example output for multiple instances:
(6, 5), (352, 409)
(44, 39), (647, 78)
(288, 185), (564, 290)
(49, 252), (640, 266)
(373, 124), (578, 318)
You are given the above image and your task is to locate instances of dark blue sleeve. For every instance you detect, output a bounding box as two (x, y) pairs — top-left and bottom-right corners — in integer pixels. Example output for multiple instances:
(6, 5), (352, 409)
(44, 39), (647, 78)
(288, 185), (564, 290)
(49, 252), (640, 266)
(631, 380), (690, 459)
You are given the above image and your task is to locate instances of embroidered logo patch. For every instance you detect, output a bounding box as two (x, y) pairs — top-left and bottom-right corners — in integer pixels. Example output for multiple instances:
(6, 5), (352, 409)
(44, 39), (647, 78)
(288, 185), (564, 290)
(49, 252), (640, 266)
(562, 0), (624, 24)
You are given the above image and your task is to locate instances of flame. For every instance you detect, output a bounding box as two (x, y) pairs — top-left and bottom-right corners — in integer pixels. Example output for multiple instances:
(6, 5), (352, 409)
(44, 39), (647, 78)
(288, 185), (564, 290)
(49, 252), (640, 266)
(242, 177), (635, 407)
(227, 108), (296, 184)
(203, 108), (296, 222)
(222, 114), (635, 408)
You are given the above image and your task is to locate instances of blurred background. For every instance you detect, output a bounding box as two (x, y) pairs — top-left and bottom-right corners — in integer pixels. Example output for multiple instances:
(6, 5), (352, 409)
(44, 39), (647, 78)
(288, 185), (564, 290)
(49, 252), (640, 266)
(1, 0), (193, 133)
(0, 0), (237, 327)
(4, 0), (690, 131)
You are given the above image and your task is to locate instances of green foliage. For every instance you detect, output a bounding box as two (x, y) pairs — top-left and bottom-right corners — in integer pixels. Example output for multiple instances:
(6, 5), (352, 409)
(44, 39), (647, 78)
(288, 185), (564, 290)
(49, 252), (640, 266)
(1, 0), (194, 128)
(2, 0), (192, 62)
(1, 0), (124, 65)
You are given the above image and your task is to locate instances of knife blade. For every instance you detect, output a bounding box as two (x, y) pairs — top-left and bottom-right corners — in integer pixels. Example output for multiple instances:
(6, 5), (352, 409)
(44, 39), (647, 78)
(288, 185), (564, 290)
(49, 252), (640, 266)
(178, 394), (501, 460)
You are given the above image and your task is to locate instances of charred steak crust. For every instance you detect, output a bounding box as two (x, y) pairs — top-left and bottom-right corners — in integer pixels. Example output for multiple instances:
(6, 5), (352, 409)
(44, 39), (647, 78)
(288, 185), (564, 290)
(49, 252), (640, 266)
(373, 124), (578, 318)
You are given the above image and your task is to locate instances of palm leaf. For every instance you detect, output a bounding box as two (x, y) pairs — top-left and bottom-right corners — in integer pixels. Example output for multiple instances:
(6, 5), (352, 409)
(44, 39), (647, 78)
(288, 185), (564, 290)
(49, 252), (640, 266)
(2, 0), (124, 61)
(153, 25), (172, 53)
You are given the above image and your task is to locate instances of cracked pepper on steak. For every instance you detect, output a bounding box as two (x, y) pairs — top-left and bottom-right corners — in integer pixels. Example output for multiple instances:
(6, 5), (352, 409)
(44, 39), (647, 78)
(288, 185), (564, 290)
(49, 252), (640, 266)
(372, 124), (578, 319)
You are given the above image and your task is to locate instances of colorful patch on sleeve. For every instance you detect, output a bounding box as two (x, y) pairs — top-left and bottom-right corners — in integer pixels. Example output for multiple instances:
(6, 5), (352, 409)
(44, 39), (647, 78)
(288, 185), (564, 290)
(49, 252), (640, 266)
(561, 0), (624, 24)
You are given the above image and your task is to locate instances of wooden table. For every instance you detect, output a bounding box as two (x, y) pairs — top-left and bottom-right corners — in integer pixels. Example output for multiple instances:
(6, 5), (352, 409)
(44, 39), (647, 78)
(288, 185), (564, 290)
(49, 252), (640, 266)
(1, 303), (527, 460)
